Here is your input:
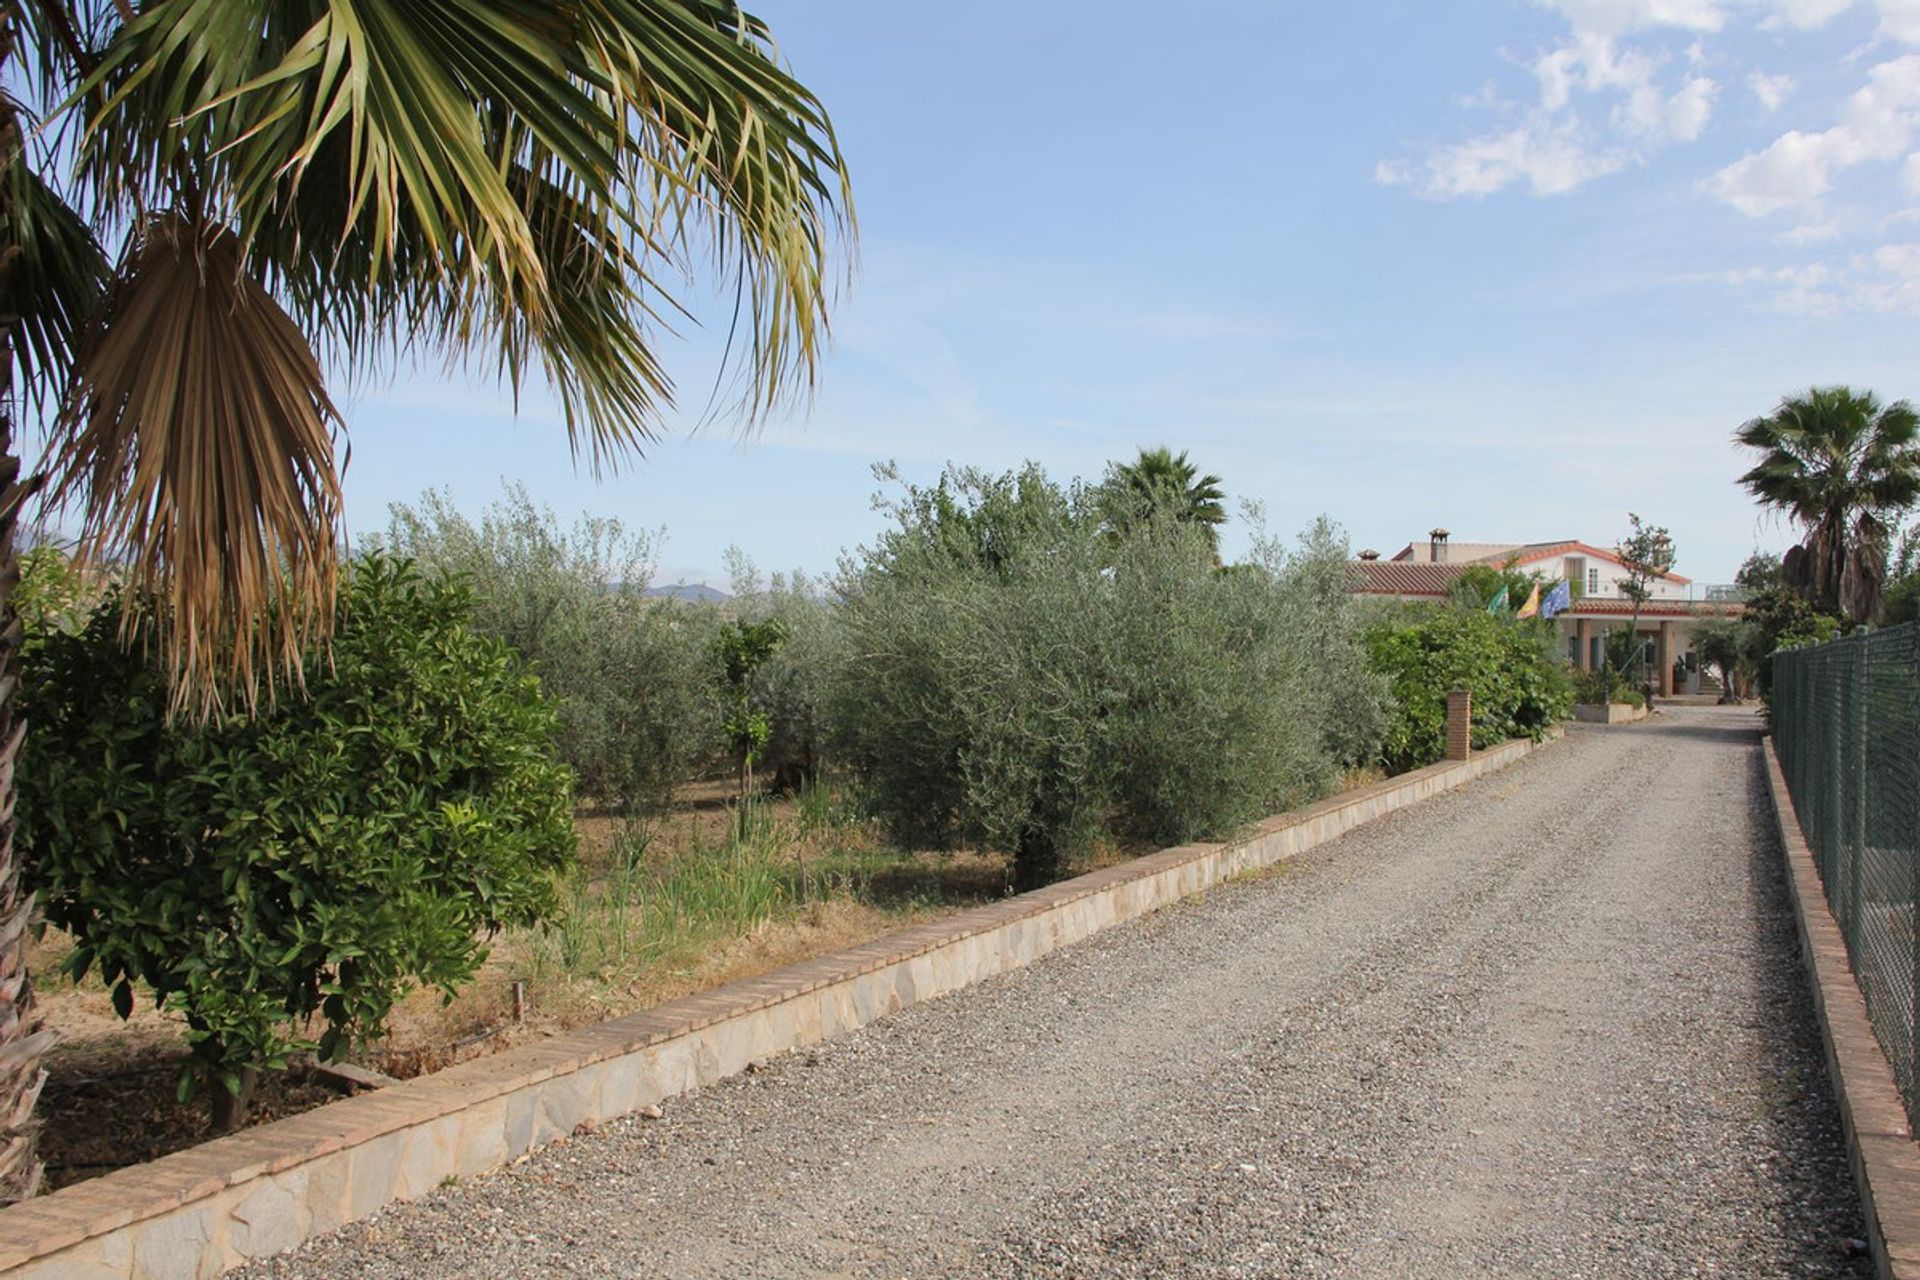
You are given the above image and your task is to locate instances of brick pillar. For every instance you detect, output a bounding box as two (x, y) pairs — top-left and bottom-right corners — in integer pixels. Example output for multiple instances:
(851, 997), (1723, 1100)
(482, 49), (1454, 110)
(1657, 621), (1674, 697)
(1574, 618), (1591, 671)
(1445, 688), (1472, 761)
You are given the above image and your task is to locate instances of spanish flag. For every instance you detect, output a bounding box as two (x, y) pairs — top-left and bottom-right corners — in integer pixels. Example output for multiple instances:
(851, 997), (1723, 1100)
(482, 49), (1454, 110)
(1515, 583), (1542, 619)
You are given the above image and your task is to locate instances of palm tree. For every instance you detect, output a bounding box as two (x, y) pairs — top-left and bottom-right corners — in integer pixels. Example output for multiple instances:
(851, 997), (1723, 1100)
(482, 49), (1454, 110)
(0, 0), (850, 1202)
(1101, 447), (1227, 557)
(1736, 387), (1920, 626)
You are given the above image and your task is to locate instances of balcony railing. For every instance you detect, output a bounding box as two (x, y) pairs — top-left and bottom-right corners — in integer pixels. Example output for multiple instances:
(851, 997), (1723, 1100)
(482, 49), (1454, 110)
(1578, 584), (1747, 605)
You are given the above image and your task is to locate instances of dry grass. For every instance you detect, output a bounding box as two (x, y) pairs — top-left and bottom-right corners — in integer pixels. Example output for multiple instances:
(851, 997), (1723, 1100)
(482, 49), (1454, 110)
(24, 781), (1009, 1182)
(25, 766), (1390, 1186)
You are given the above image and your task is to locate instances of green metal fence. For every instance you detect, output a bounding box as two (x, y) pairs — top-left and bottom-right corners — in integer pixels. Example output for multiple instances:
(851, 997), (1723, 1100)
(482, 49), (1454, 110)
(1773, 623), (1920, 1128)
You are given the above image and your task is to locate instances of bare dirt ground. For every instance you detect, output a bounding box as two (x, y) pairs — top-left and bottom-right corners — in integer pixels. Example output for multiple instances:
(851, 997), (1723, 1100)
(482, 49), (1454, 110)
(244, 706), (1870, 1279)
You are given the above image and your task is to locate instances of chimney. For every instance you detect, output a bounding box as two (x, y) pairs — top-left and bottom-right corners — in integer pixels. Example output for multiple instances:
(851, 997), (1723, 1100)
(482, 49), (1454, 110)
(1359, 549), (1380, 561)
(1429, 528), (1451, 563)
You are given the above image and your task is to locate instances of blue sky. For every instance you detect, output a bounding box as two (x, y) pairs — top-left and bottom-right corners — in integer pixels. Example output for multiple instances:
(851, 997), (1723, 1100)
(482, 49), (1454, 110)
(338, 0), (1920, 587)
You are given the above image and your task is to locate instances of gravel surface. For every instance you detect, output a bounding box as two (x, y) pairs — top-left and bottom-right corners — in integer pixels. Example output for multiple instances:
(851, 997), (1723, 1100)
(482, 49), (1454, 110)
(245, 706), (1868, 1279)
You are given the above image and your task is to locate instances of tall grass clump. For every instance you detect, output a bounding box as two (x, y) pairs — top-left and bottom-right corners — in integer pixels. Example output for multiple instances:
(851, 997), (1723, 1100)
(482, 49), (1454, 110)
(529, 820), (789, 983)
(385, 485), (720, 812)
(830, 463), (1387, 890)
(519, 802), (888, 998)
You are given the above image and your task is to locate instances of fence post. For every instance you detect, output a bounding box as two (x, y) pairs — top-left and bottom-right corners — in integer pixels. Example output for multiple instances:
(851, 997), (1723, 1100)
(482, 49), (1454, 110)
(1445, 689), (1472, 762)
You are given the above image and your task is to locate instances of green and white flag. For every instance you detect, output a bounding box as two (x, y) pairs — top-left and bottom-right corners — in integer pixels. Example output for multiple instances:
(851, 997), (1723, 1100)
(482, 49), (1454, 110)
(1486, 585), (1509, 615)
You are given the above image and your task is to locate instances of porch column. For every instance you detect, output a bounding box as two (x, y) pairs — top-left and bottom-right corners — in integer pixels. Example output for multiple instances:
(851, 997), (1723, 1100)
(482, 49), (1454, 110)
(1657, 621), (1674, 697)
(1574, 618), (1592, 671)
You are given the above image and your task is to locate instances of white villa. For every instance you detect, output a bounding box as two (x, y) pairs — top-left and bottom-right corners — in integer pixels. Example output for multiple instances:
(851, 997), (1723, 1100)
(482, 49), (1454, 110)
(1352, 529), (1747, 697)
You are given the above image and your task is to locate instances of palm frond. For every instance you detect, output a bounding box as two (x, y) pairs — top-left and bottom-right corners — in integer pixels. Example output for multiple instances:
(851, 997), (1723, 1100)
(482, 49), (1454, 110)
(81, 0), (852, 458)
(43, 213), (341, 715)
(590, 0), (855, 423)
(41, 0), (849, 709)
(0, 120), (107, 410)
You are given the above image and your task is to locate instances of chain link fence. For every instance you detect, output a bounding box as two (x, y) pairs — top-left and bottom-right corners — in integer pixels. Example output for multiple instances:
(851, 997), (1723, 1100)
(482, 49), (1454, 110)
(1773, 623), (1920, 1128)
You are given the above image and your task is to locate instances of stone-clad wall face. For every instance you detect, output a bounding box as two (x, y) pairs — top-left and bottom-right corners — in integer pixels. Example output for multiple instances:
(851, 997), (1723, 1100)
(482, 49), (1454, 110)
(0, 734), (1554, 1280)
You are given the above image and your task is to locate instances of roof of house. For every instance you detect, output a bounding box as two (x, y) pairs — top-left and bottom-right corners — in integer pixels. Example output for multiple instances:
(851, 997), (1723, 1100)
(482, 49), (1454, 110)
(1351, 560), (1466, 597)
(1350, 559), (1741, 616)
(1384, 537), (1690, 585)
(1390, 541), (1521, 564)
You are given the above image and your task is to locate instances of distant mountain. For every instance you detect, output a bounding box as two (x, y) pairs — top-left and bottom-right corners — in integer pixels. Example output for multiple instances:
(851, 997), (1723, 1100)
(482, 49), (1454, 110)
(643, 582), (731, 604)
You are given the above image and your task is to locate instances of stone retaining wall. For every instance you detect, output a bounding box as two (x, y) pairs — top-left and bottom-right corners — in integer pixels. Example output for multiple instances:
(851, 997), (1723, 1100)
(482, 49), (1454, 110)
(1572, 701), (1648, 724)
(0, 731), (1557, 1280)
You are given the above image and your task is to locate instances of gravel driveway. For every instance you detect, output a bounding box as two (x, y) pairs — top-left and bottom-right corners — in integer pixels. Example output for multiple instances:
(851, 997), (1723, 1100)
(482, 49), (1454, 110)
(245, 706), (1868, 1279)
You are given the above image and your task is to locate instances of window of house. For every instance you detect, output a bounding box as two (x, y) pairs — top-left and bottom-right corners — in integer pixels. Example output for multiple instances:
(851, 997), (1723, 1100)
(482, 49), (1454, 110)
(1587, 567), (1600, 595)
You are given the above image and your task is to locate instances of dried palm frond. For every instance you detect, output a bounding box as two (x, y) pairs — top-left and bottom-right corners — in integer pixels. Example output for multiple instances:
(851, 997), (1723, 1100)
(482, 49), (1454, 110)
(44, 211), (340, 715)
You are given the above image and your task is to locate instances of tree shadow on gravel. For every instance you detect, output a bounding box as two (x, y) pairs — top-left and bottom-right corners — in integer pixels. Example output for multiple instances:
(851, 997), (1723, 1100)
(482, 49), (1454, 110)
(1633, 714), (1769, 747)
(1738, 742), (1874, 1278)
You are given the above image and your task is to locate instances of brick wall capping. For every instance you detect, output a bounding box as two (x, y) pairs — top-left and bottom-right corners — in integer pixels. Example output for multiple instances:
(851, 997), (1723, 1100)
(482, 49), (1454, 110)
(0, 729), (1560, 1280)
(1762, 737), (1920, 1280)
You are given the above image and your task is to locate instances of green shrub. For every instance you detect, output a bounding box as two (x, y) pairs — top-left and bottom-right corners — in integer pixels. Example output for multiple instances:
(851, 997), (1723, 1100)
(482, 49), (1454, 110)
(1571, 666), (1640, 706)
(831, 465), (1112, 889)
(15, 545), (97, 635)
(1105, 516), (1388, 848)
(711, 616), (787, 828)
(1365, 607), (1572, 773)
(384, 485), (719, 812)
(1742, 587), (1843, 699)
(726, 560), (843, 793)
(20, 555), (576, 1125)
(830, 465), (1386, 888)
(1254, 516), (1392, 773)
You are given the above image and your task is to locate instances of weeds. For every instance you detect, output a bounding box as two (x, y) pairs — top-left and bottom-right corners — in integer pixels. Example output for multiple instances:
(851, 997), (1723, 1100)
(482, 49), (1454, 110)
(511, 788), (996, 1004)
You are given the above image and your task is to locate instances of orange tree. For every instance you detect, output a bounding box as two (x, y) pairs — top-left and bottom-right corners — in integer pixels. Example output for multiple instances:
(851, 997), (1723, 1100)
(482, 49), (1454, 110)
(0, 0), (850, 1200)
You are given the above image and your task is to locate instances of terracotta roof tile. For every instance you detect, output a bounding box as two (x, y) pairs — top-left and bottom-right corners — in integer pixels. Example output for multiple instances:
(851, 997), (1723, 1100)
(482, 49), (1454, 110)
(1390, 541), (1522, 564)
(1352, 561), (1468, 596)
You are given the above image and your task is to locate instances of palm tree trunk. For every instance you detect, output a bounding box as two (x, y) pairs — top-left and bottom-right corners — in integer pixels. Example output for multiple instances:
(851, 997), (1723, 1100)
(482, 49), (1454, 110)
(0, 415), (49, 1204)
(0, 19), (52, 1196)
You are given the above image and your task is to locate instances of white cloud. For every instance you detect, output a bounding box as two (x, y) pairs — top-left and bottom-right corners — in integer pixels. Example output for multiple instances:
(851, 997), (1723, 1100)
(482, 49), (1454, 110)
(1748, 70), (1796, 110)
(1378, 116), (1630, 198)
(1381, 3), (1726, 200)
(1387, 0), (1920, 209)
(1691, 241), (1920, 311)
(1754, 0), (1857, 30)
(1879, 0), (1920, 42)
(1544, 0), (1727, 37)
(1852, 240), (1920, 305)
(1617, 74), (1719, 138)
(1710, 54), (1920, 214)
(1778, 217), (1844, 240)
(1709, 129), (1843, 212)
(1678, 260), (1840, 309)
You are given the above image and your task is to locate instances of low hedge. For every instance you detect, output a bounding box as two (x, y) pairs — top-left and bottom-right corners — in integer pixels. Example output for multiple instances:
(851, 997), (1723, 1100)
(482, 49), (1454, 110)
(1365, 607), (1573, 773)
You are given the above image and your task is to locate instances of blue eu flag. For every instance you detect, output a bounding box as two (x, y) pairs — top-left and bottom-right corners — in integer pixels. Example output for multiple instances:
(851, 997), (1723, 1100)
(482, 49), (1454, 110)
(1540, 579), (1573, 619)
